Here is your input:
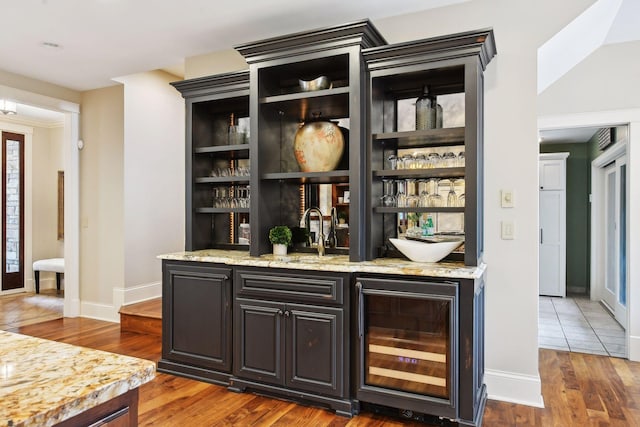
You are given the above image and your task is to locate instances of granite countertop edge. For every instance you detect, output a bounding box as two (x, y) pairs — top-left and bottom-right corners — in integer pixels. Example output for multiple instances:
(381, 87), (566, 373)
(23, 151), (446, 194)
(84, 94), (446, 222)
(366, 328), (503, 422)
(0, 331), (156, 427)
(158, 250), (486, 279)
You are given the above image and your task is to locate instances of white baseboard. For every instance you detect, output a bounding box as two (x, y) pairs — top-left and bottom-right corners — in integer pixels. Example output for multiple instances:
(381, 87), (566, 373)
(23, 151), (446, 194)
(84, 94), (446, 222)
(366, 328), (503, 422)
(629, 334), (640, 361)
(34, 278), (57, 291)
(80, 301), (120, 323)
(485, 369), (545, 408)
(113, 281), (162, 311)
(80, 281), (162, 324)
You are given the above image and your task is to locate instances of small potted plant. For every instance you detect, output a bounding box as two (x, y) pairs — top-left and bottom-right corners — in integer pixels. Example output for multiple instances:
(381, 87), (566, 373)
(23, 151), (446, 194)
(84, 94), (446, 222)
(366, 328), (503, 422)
(269, 225), (292, 256)
(338, 211), (348, 225)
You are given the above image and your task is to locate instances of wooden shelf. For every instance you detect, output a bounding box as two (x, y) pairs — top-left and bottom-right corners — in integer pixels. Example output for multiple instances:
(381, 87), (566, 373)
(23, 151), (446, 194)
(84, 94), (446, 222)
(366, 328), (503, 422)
(262, 170), (350, 183)
(195, 177), (250, 184)
(374, 167), (465, 179)
(195, 145), (250, 154)
(260, 88), (350, 120)
(374, 207), (464, 214)
(373, 127), (465, 148)
(196, 207), (250, 214)
(209, 243), (250, 250)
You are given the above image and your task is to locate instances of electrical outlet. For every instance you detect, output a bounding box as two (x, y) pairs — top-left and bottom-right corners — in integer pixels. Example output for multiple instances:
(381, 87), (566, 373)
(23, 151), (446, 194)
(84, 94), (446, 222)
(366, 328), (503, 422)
(501, 190), (514, 208)
(501, 221), (515, 240)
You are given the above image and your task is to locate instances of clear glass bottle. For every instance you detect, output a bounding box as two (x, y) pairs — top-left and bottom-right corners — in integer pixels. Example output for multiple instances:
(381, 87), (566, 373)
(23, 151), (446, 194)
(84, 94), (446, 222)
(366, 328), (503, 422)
(239, 219), (250, 244)
(415, 85), (435, 130)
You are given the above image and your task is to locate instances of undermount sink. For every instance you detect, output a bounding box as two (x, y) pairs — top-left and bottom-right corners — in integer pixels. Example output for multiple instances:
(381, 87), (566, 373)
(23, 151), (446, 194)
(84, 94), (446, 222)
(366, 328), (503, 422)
(389, 238), (464, 263)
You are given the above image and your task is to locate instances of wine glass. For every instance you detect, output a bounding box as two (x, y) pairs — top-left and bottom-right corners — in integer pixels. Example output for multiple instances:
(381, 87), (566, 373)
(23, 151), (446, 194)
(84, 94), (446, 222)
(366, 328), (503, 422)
(381, 179), (396, 207)
(418, 179), (430, 207)
(396, 180), (407, 208)
(427, 178), (442, 207)
(447, 179), (458, 207)
(458, 193), (465, 207)
(405, 179), (419, 208)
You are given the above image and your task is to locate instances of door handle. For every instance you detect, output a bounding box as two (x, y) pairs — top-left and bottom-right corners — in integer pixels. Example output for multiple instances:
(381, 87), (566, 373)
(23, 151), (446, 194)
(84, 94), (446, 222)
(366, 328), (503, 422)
(357, 282), (364, 339)
(540, 228), (543, 244)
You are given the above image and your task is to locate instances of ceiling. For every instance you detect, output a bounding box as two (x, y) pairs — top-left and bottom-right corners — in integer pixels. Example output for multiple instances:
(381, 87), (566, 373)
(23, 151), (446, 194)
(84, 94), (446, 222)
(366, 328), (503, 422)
(0, 0), (468, 92)
(0, 0), (637, 130)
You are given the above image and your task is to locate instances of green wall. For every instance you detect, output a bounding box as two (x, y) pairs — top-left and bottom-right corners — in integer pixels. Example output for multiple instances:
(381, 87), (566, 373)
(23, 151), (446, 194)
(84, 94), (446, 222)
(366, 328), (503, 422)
(541, 142), (592, 294)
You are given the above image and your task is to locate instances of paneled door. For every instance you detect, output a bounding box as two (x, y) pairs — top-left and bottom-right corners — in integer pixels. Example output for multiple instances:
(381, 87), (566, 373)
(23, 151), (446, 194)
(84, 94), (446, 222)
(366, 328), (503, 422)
(539, 153), (568, 297)
(2, 132), (25, 291)
(603, 157), (627, 328)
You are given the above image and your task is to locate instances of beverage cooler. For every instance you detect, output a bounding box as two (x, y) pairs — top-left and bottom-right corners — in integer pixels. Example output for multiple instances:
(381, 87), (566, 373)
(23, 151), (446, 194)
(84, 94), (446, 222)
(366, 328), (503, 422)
(355, 276), (459, 421)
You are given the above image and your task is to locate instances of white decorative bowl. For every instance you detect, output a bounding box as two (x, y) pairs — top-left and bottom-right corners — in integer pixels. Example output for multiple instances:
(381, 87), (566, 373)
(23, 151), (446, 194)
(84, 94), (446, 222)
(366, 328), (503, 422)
(389, 238), (463, 263)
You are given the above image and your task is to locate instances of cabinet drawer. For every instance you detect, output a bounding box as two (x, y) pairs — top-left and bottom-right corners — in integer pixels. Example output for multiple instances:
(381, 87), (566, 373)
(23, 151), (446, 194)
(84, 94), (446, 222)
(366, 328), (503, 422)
(235, 268), (347, 305)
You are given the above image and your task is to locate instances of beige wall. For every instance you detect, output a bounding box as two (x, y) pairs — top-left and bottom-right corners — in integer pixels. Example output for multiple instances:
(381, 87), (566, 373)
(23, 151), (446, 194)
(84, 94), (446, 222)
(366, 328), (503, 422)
(31, 125), (64, 262)
(117, 70), (185, 294)
(0, 69), (81, 105)
(79, 85), (124, 305)
(185, 50), (248, 79)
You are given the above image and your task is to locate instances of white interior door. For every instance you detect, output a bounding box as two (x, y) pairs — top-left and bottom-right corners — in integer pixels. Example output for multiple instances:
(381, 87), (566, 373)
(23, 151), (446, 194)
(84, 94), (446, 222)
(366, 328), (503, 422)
(540, 190), (565, 296)
(603, 157), (627, 327)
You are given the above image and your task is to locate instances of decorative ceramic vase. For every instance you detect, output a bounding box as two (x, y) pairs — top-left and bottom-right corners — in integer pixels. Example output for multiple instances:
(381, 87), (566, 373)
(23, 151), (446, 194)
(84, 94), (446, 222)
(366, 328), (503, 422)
(293, 121), (344, 172)
(273, 243), (288, 256)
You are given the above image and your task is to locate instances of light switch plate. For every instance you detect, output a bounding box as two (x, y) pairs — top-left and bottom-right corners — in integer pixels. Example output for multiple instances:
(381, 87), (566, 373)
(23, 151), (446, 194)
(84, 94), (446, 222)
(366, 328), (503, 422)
(501, 190), (514, 208)
(501, 221), (515, 240)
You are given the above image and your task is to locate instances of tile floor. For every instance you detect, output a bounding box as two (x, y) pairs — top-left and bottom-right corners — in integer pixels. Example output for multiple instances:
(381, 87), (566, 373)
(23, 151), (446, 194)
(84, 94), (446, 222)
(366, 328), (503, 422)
(539, 295), (626, 358)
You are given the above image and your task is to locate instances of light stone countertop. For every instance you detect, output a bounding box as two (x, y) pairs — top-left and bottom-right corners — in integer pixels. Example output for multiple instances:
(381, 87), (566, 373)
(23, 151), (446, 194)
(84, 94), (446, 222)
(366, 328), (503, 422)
(0, 330), (155, 427)
(159, 249), (486, 280)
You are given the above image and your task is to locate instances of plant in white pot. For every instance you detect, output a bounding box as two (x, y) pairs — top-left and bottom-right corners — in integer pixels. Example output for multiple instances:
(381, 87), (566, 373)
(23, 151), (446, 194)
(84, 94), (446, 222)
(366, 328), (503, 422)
(269, 225), (292, 256)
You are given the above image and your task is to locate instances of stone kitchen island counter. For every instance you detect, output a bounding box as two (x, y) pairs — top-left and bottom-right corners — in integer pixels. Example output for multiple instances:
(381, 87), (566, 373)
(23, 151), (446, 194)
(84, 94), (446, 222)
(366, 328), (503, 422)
(158, 249), (486, 279)
(0, 330), (155, 427)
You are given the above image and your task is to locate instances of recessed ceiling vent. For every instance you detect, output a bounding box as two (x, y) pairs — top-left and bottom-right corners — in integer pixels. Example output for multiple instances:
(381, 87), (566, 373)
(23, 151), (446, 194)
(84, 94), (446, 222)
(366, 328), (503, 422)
(596, 127), (614, 150)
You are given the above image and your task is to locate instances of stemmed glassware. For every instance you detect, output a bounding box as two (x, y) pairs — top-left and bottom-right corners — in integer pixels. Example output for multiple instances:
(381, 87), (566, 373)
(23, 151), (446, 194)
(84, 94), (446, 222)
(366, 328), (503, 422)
(418, 179), (430, 207)
(427, 178), (442, 207)
(381, 179), (396, 207)
(405, 179), (419, 208)
(396, 180), (407, 208)
(447, 179), (458, 207)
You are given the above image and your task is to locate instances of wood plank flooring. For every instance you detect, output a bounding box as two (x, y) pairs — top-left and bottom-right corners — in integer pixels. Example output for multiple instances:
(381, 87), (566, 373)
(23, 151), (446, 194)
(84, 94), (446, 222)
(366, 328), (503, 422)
(0, 289), (63, 329)
(7, 318), (640, 426)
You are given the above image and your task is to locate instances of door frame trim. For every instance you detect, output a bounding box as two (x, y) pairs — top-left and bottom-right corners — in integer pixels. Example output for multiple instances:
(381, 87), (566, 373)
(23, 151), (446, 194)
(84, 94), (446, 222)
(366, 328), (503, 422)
(539, 109), (638, 361)
(592, 140), (627, 326)
(0, 84), (80, 317)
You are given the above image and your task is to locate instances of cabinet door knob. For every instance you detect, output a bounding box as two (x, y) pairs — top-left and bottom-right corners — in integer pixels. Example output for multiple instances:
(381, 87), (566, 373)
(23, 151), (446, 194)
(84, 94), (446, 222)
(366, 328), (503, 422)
(277, 309), (284, 316)
(284, 310), (290, 317)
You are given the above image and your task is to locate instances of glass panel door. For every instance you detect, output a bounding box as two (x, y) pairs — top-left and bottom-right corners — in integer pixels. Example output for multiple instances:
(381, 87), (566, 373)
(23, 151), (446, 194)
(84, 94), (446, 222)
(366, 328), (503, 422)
(364, 293), (451, 399)
(603, 164), (617, 310)
(2, 132), (25, 291)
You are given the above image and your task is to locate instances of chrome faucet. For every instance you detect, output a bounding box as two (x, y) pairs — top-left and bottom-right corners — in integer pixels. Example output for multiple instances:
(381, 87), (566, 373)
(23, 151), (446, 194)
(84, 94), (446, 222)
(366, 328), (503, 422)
(326, 207), (338, 248)
(302, 207), (325, 256)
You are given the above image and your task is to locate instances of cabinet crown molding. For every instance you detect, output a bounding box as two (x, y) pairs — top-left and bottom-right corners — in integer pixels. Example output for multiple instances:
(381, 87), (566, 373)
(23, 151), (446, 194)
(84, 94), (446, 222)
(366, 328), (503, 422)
(363, 28), (496, 72)
(236, 19), (387, 64)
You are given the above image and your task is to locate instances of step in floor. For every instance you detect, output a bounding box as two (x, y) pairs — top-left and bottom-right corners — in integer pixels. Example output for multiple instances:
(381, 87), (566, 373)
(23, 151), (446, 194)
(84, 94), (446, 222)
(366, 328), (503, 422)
(119, 298), (161, 337)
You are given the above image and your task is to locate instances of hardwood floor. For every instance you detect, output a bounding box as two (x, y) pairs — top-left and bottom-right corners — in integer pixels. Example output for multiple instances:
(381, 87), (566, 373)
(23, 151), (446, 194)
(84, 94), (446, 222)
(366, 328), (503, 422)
(8, 318), (640, 426)
(0, 289), (63, 329)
